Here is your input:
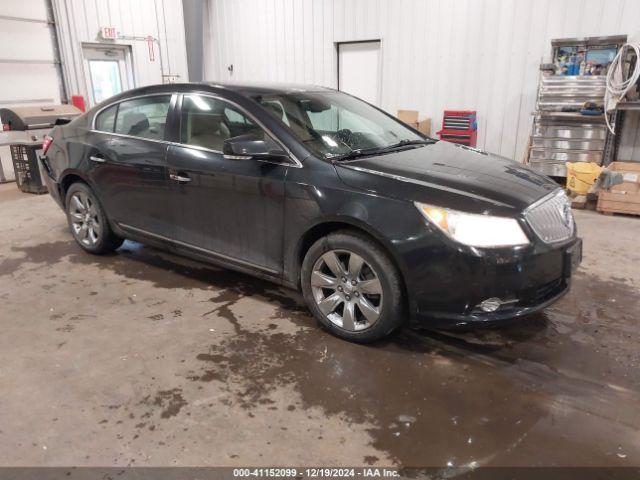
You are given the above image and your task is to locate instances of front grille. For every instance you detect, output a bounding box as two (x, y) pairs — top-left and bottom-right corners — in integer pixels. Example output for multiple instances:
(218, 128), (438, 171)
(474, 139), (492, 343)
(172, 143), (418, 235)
(525, 190), (575, 244)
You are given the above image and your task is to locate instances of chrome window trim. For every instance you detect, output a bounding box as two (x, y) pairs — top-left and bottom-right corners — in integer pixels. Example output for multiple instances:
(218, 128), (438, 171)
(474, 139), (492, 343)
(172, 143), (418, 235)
(88, 129), (175, 146)
(90, 91), (303, 168)
(118, 223), (280, 276)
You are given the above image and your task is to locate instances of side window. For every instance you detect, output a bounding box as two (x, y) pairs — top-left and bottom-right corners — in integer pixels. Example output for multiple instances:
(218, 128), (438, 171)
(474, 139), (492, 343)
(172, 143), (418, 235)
(114, 95), (171, 140)
(94, 104), (117, 132)
(180, 95), (264, 151)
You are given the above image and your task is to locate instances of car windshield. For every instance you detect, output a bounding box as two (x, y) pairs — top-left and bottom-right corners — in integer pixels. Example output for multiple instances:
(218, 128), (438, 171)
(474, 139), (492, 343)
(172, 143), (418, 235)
(255, 91), (428, 159)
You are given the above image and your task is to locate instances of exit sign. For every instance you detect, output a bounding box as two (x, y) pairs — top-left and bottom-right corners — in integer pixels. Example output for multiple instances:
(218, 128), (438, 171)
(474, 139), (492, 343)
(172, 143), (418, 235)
(101, 26), (117, 40)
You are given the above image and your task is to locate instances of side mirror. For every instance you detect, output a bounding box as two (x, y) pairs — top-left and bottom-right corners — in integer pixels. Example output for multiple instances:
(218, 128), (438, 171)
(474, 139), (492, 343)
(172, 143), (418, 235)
(54, 117), (72, 126)
(223, 133), (290, 162)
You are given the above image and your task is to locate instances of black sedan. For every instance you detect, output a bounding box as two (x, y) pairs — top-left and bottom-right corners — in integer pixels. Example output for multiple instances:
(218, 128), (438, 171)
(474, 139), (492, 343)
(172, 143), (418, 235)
(41, 83), (582, 342)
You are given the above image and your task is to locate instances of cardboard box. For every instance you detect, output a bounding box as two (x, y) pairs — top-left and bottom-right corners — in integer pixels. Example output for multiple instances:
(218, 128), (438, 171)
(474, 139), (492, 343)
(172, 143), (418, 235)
(417, 119), (431, 136)
(397, 110), (419, 124)
(397, 110), (431, 136)
(597, 161), (640, 215)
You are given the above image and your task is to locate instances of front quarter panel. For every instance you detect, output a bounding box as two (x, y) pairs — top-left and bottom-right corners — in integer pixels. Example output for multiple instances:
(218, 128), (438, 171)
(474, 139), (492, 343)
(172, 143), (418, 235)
(283, 158), (429, 303)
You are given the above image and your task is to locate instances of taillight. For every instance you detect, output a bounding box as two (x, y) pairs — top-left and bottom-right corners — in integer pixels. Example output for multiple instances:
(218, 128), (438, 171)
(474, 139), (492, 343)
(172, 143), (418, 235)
(42, 135), (53, 154)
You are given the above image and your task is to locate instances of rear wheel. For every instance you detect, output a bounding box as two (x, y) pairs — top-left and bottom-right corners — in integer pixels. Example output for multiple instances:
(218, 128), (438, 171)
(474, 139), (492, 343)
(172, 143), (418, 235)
(301, 230), (405, 343)
(65, 182), (123, 254)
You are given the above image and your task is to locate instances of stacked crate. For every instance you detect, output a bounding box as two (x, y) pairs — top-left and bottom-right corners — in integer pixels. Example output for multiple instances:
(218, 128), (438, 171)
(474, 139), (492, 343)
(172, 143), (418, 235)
(597, 162), (640, 216)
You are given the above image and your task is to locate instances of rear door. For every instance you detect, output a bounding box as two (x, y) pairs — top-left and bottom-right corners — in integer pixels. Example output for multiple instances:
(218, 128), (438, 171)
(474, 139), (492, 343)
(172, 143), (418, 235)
(165, 93), (291, 274)
(89, 94), (176, 237)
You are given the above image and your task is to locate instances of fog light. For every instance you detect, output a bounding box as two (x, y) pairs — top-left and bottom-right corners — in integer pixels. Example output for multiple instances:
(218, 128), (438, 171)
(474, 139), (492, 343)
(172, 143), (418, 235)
(477, 298), (502, 312)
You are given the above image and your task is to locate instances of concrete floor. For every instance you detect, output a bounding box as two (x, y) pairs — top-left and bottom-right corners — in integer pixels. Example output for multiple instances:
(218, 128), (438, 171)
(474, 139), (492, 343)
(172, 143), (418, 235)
(0, 182), (639, 468)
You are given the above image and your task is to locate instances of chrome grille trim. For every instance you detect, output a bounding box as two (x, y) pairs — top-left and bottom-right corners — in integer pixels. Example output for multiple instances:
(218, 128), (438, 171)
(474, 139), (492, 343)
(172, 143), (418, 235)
(524, 189), (575, 244)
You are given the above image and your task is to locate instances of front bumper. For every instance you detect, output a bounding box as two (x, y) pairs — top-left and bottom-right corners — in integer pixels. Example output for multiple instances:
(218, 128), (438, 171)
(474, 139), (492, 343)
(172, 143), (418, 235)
(408, 236), (582, 329)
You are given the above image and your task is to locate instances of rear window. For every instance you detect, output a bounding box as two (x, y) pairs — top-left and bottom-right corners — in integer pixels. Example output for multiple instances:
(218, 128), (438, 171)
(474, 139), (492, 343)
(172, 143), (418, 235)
(114, 95), (171, 140)
(94, 104), (117, 132)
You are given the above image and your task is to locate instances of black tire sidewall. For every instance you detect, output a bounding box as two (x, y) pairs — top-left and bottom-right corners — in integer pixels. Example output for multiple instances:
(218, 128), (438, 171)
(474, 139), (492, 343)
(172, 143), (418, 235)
(65, 182), (120, 254)
(301, 231), (404, 343)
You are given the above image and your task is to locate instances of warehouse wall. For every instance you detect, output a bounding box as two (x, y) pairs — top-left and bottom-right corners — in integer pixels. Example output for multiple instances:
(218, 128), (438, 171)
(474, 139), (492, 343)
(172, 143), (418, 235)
(53, 0), (188, 107)
(204, 0), (640, 162)
(0, 0), (62, 107)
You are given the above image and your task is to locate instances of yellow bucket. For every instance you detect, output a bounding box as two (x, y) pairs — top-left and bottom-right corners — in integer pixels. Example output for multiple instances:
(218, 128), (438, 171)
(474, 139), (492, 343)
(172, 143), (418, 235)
(566, 162), (603, 195)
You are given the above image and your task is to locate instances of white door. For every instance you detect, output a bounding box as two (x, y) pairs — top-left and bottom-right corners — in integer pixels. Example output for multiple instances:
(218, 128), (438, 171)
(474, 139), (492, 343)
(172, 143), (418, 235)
(0, 0), (61, 107)
(338, 41), (381, 106)
(82, 45), (133, 106)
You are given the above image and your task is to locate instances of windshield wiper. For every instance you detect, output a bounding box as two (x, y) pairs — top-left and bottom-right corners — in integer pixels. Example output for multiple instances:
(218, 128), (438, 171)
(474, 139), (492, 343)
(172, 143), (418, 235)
(375, 138), (435, 153)
(331, 147), (382, 161)
(331, 139), (435, 162)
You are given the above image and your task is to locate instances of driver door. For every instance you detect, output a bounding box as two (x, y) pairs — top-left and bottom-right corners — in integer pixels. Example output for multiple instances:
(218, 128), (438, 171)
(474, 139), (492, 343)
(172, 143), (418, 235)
(166, 94), (290, 275)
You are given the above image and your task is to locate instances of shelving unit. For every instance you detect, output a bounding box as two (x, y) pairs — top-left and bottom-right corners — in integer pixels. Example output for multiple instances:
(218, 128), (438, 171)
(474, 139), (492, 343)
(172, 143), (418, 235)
(528, 75), (608, 177)
(603, 101), (640, 165)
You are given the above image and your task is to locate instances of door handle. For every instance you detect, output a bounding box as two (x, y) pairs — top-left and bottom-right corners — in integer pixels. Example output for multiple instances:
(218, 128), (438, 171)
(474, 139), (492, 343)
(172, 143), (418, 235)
(169, 173), (192, 183)
(89, 155), (106, 163)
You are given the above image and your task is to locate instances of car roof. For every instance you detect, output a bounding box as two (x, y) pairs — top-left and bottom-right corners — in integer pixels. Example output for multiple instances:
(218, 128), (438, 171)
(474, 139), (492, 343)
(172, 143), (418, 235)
(113, 82), (335, 100)
(208, 82), (335, 97)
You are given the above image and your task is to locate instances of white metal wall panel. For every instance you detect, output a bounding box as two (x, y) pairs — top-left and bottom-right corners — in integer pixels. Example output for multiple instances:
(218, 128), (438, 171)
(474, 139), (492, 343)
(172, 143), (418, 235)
(0, 0), (60, 106)
(52, 0), (188, 107)
(203, 0), (640, 161)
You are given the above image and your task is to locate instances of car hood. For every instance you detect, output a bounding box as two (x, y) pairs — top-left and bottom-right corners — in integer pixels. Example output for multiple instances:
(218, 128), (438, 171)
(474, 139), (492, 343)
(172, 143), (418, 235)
(334, 141), (560, 215)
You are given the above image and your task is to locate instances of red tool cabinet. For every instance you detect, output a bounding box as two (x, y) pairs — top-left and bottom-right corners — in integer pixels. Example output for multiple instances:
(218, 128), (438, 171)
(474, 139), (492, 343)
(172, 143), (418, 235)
(436, 110), (478, 147)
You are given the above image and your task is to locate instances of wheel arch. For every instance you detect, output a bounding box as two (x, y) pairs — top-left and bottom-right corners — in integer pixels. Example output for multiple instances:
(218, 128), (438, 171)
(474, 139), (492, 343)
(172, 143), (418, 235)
(59, 169), (93, 203)
(288, 216), (409, 293)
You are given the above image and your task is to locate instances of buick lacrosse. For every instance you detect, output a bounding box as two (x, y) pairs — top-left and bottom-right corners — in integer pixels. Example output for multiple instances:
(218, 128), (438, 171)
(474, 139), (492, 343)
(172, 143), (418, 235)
(41, 83), (581, 342)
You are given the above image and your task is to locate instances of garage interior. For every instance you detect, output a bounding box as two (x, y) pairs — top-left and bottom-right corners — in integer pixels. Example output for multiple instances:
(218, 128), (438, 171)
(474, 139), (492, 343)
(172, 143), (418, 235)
(1, 0), (640, 475)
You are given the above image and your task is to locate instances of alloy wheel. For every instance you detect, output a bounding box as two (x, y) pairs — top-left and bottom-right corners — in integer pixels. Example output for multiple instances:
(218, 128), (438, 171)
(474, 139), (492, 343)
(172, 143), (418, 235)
(310, 249), (383, 331)
(69, 192), (102, 246)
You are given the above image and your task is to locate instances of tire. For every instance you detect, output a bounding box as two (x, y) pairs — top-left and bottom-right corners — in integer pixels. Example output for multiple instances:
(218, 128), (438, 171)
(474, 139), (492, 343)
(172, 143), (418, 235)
(301, 230), (405, 343)
(65, 182), (123, 254)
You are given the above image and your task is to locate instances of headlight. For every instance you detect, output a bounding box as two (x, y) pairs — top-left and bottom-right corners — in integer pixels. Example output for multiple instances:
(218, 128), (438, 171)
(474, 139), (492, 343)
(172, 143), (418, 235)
(414, 202), (530, 248)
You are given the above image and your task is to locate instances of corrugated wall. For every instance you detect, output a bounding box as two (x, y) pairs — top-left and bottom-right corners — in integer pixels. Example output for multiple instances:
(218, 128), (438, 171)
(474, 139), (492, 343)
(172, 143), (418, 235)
(0, 0), (61, 106)
(204, 0), (640, 162)
(53, 0), (188, 107)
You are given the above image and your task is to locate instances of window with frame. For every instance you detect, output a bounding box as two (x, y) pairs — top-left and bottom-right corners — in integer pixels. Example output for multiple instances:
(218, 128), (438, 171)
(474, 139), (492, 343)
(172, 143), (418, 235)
(94, 104), (117, 132)
(180, 95), (264, 152)
(114, 95), (171, 140)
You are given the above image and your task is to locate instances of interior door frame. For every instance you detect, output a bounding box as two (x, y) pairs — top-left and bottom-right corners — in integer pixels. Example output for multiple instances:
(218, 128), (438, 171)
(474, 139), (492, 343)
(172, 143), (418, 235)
(81, 43), (135, 106)
(335, 39), (383, 106)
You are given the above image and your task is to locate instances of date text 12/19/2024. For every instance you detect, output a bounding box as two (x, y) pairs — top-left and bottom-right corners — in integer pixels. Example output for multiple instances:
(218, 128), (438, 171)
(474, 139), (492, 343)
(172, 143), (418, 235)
(232, 468), (400, 478)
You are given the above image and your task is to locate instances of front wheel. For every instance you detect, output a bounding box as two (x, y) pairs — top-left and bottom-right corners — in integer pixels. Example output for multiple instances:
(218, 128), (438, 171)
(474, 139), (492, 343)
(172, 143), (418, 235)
(65, 182), (123, 254)
(301, 231), (405, 343)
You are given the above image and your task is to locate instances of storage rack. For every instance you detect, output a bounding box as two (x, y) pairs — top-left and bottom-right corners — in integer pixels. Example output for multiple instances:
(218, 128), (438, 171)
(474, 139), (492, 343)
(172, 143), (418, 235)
(528, 75), (607, 177)
(527, 35), (626, 178)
